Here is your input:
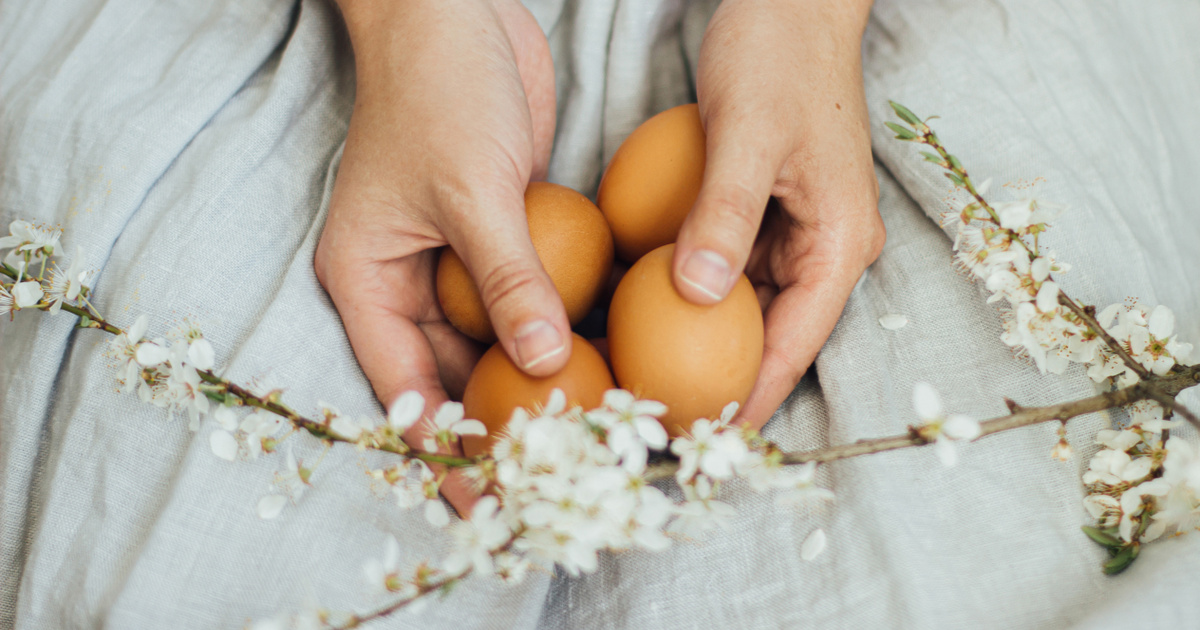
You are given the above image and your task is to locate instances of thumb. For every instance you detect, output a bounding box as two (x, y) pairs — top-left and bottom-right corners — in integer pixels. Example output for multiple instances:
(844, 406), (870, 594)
(672, 116), (784, 305)
(442, 189), (572, 377)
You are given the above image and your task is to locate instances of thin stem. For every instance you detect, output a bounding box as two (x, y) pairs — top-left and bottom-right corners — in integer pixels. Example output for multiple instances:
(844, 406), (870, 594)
(640, 366), (1200, 482)
(336, 571), (467, 629)
(1, 261), (17, 279)
(1143, 387), (1200, 430)
(1057, 292), (1153, 381)
(335, 532), (522, 628)
(21, 286), (477, 469)
(909, 113), (1153, 386)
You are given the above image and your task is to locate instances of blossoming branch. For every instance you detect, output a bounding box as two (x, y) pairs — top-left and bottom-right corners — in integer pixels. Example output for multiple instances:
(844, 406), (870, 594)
(4, 102), (1200, 626)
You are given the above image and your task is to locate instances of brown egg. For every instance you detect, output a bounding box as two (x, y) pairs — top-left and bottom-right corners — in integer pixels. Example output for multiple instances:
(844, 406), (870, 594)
(598, 103), (705, 262)
(607, 244), (763, 436)
(461, 333), (615, 457)
(438, 182), (615, 342)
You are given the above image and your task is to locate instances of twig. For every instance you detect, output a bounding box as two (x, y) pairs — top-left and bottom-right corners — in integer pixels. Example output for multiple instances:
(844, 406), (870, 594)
(641, 366), (1200, 482)
(335, 571), (466, 629)
(1143, 386), (1200, 430)
(1058, 293), (1152, 381)
(16, 289), (477, 469)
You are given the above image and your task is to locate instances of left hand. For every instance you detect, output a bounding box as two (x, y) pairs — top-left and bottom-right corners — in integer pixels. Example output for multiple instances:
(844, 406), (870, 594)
(673, 0), (884, 428)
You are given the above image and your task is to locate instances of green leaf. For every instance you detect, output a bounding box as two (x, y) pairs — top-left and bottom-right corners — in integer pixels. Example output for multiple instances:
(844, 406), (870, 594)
(1103, 545), (1138, 575)
(944, 172), (966, 188)
(885, 122), (917, 140)
(78, 315), (92, 329)
(920, 151), (944, 165)
(946, 154), (963, 170)
(204, 390), (227, 404)
(1081, 526), (1121, 548)
(889, 101), (923, 126)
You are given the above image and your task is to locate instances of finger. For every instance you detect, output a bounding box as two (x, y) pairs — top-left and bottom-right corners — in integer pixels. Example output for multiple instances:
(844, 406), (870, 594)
(333, 260), (451, 414)
(494, 0), (556, 181)
(738, 250), (863, 428)
(672, 113), (785, 305)
(441, 186), (572, 377)
(419, 321), (484, 401)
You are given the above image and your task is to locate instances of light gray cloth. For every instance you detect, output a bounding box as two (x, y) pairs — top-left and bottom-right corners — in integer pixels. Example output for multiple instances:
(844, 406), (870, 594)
(2, 0), (1199, 628)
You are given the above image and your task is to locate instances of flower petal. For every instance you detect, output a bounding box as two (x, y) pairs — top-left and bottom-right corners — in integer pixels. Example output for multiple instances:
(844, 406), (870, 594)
(800, 528), (827, 561)
(424, 500), (450, 527)
(935, 435), (958, 467)
(943, 415), (981, 441)
(1149, 305), (1175, 339)
(388, 391), (425, 431)
(209, 430), (239, 461)
(257, 494), (288, 520)
(135, 342), (170, 367)
(879, 314), (908, 330)
(452, 419), (488, 437)
(912, 382), (943, 420)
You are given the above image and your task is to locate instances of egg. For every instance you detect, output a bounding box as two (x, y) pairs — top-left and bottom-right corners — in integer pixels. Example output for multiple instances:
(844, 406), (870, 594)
(461, 333), (615, 457)
(598, 103), (706, 262)
(607, 244), (763, 436)
(438, 182), (614, 342)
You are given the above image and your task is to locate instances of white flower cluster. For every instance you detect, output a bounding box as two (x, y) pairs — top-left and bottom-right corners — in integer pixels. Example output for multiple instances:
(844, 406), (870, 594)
(359, 389), (835, 600)
(911, 382), (981, 467)
(0, 220), (90, 318)
(108, 315), (218, 430)
(1083, 420), (1200, 544)
(946, 186), (1194, 385)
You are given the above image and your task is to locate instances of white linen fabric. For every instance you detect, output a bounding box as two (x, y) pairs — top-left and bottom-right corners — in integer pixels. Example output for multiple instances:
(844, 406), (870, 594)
(2, 1), (1199, 628)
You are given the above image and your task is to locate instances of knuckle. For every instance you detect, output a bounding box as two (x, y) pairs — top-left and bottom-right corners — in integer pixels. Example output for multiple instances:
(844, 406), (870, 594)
(476, 259), (545, 317)
(704, 184), (763, 239)
(863, 218), (887, 263)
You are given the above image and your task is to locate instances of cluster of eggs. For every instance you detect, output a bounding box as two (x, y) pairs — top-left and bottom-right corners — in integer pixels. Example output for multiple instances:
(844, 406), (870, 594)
(435, 104), (764, 456)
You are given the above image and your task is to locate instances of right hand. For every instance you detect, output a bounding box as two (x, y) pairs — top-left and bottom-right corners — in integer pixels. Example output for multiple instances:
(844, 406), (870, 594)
(315, 0), (565, 514)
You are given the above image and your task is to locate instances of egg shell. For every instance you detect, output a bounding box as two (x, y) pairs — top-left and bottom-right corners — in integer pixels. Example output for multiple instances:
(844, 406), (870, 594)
(438, 182), (615, 343)
(607, 244), (763, 436)
(598, 103), (705, 262)
(461, 333), (615, 457)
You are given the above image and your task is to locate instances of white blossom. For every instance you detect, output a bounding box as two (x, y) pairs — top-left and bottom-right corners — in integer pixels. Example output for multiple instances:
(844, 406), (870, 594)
(392, 461), (449, 528)
(363, 534), (417, 597)
(43, 247), (88, 315)
(0, 284), (14, 318)
(0, 220), (61, 257)
(422, 401), (486, 452)
(443, 496), (511, 576)
(912, 382), (980, 467)
(135, 339), (171, 367)
(669, 493), (736, 539)
(670, 418), (749, 482)
(240, 410), (285, 459)
(186, 337), (215, 371)
(590, 389), (668, 473)
(773, 461), (836, 507)
(388, 390), (425, 432)
(1084, 494), (1122, 528)
(11, 280), (42, 308)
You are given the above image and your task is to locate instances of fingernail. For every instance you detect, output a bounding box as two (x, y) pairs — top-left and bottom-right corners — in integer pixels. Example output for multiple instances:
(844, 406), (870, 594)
(514, 319), (565, 369)
(680, 249), (732, 301)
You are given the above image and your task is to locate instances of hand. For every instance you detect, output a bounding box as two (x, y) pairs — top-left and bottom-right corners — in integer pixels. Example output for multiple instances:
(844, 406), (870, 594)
(316, 0), (563, 514)
(673, 0), (884, 428)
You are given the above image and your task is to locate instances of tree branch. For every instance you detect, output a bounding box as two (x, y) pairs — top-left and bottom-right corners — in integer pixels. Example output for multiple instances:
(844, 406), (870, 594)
(642, 366), (1200, 481)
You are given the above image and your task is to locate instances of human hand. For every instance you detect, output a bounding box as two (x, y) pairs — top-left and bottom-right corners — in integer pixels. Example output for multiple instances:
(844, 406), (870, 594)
(316, 0), (562, 514)
(673, 0), (883, 428)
